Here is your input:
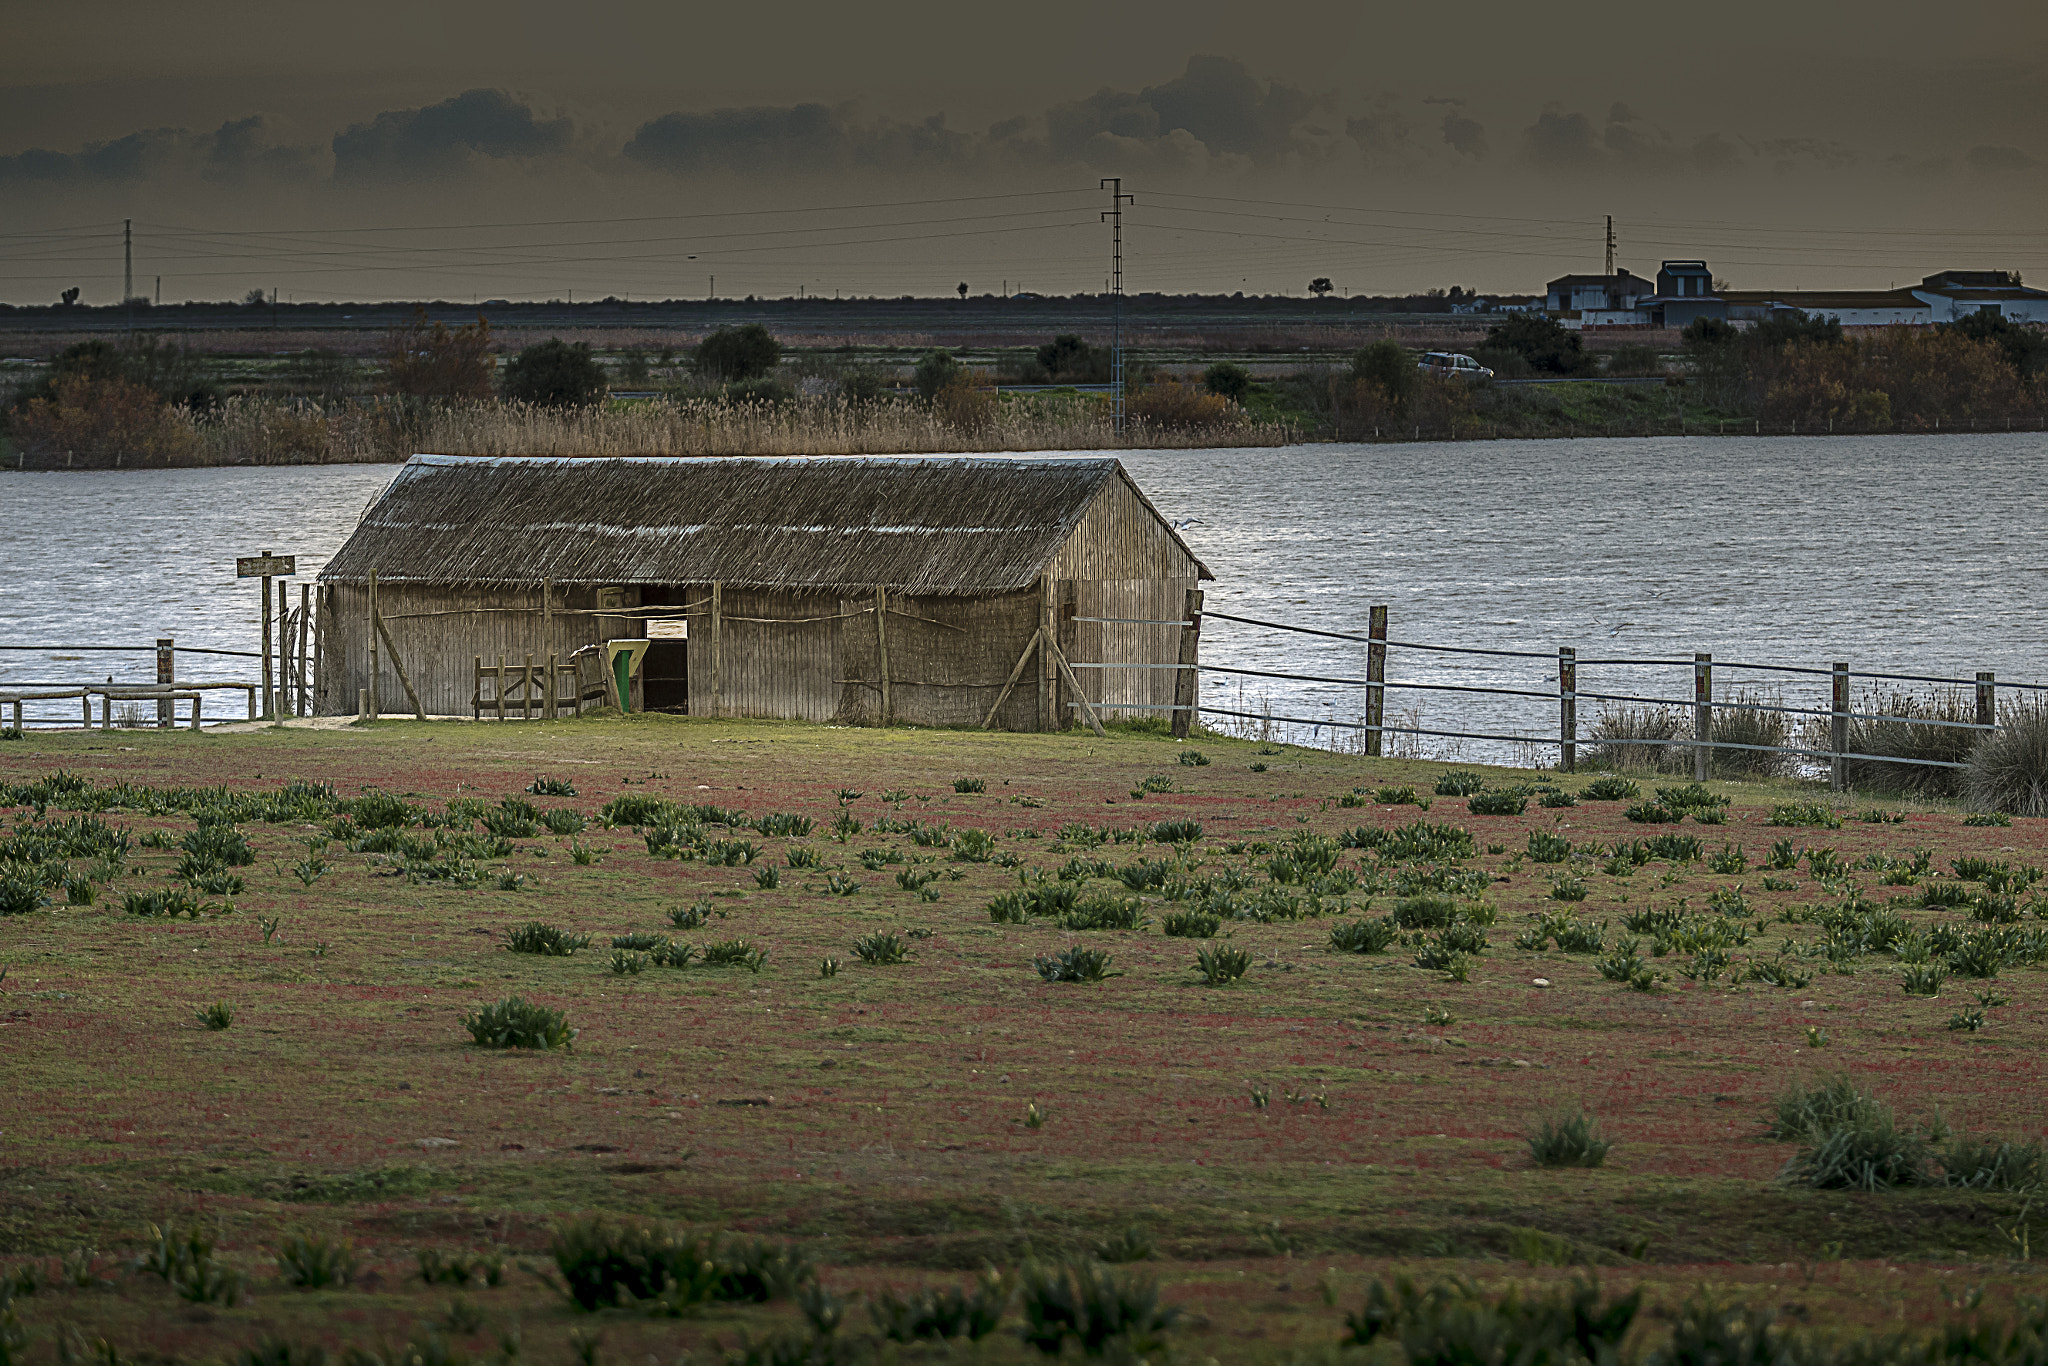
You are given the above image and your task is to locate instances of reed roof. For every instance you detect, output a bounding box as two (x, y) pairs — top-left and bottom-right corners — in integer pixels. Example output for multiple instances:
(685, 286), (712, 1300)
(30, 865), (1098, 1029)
(319, 454), (1210, 594)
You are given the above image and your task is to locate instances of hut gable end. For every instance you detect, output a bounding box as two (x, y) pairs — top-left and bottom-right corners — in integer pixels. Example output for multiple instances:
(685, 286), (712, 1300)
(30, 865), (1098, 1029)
(317, 455), (1188, 596)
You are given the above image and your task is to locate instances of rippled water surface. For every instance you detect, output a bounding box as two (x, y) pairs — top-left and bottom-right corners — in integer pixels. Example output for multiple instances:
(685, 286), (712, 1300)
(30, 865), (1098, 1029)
(3, 435), (2044, 747)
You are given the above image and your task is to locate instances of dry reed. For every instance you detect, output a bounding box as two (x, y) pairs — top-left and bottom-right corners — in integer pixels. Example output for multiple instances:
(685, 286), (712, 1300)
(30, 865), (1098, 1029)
(181, 394), (1290, 464)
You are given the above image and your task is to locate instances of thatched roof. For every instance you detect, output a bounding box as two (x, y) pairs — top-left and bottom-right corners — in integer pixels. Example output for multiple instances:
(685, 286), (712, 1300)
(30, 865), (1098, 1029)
(319, 455), (1210, 594)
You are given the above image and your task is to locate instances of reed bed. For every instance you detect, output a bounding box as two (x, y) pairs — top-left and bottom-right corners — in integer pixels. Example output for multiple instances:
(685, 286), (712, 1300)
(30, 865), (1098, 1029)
(183, 393), (1291, 464)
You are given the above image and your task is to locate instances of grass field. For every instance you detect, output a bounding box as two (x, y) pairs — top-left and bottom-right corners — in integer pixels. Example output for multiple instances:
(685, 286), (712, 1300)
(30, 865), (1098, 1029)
(3, 716), (2046, 1362)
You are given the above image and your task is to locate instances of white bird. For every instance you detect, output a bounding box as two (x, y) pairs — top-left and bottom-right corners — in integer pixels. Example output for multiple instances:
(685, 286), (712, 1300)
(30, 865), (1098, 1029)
(1170, 518), (1204, 530)
(1593, 617), (1625, 637)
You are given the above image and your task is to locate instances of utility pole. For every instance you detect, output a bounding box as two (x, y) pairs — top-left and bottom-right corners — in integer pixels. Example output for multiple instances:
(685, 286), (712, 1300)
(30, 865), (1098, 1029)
(1604, 215), (1615, 277)
(123, 219), (132, 304)
(1101, 178), (1133, 436)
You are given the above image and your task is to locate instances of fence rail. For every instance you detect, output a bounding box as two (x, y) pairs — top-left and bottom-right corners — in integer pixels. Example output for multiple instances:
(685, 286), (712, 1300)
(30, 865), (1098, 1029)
(1069, 603), (2039, 790)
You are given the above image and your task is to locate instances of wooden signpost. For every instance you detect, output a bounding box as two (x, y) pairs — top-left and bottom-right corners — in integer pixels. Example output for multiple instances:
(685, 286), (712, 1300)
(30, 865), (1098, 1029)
(237, 551), (295, 721)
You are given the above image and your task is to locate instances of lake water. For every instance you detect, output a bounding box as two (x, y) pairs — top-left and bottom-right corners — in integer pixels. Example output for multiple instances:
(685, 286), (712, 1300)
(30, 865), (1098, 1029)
(4, 435), (2045, 753)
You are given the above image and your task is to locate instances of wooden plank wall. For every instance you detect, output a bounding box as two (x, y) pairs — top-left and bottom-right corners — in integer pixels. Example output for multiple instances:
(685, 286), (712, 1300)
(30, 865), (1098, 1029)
(314, 582), (630, 716)
(684, 587), (842, 723)
(1047, 473), (1205, 723)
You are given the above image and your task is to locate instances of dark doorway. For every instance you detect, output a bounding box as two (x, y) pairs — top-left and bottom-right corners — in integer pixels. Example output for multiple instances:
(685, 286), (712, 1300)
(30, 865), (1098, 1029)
(640, 585), (690, 713)
(644, 640), (688, 712)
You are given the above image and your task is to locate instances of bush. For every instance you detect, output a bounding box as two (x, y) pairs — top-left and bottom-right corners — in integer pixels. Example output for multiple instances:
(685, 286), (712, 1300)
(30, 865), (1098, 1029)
(1580, 776), (1639, 800)
(1344, 1274), (1639, 1359)
(1347, 340), (1418, 415)
(1194, 943), (1251, 985)
(1711, 691), (1794, 776)
(852, 931), (909, 965)
(1016, 1258), (1179, 1357)
(1941, 1135), (2045, 1190)
(694, 324), (782, 383)
(1843, 689), (1981, 798)
(1764, 1074), (1883, 1140)
(1965, 698), (2048, 817)
(1779, 1107), (1934, 1190)
(1468, 791), (1527, 816)
(1330, 917), (1400, 954)
(1434, 770), (1486, 796)
(912, 349), (963, 401)
(1527, 1107), (1612, 1167)
(463, 996), (574, 1050)
(502, 338), (608, 407)
(505, 921), (591, 956)
(1768, 801), (1842, 829)
(1202, 361), (1251, 402)
(868, 1270), (1010, 1342)
(1161, 909), (1221, 938)
(1586, 705), (1687, 773)
(1149, 818), (1202, 844)
(9, 375), (200, 468)
(1034, 946), (1119, 982)
(276, 1233), (357, 1289)
(1036, 334), (1107, 382)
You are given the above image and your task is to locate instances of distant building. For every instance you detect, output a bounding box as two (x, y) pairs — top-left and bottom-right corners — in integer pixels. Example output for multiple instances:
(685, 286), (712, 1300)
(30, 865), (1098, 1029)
(1545, 269), (1655, 321)
(1911, 271), (2048, 324)
(1622, 261), (2048, 330)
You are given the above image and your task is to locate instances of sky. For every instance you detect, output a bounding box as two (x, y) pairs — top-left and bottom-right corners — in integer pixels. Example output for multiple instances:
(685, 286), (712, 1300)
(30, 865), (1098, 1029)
(3, 0), (2045, 305)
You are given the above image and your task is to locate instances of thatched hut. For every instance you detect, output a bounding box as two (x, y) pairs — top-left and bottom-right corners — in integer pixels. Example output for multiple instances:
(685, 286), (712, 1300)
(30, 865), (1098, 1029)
(313, 454), (1211, 729)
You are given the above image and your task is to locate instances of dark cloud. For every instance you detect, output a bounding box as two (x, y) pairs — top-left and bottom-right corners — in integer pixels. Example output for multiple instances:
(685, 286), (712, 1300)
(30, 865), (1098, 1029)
(1691, 133), (1742, 174)
(0, 119), (318, 187)
(1522, 104), (1599, 166)
(1440, 110), (1487, 158)
(1043, 56), (1322, 166)
(331, 88), (572, 180)
(1966, 144), (2036, 173)
(622, 104), (972, 176)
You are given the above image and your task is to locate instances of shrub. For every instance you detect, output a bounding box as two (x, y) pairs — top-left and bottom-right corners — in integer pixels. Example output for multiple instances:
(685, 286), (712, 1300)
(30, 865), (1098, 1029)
(950, 828), (997, 862)
(1434, 770), (1486, 796)
(1194, 943), (1252, 985)
(1527, 1108), (1612, 1168)
(549, 1217), (722, 1312)
(503, 338), (608, 407)
(1780, 1107), (1935, 1190)
(540, 809), (586, 836)
(853, 932), (909, 965)
(1344, 1275), (1639, 1360)
(1941, 1135), (2046, 1190)
(1965, 698), (2048, 817)
(1160, 909), (1221, 938)
(952, 777), (985, 794)
(1580, 776), (1639, 801)
(0, 878), (47, 915)
(1843, 689), (1980, 798)
(1374, 786), (1422, 806)
(1586, 706), (1686, 773)
(528, 776), (577, 797)
(1764, 1074), (1884, 1141)
(196, 1001), (234, 1030)
(1149, 818), (1202, 843)
(505, 921), (591, 956)
(276, 1233), (356, 1289)
(1330, 917), (1400, 954)
(1538, 788), (1578, 809)
(463, 996), (574, 1049)
(668, 901), (711, 930)
(182, 824), (255, 867)
(1391, 894), (1458, 929)
(694, 324), (782, 382)
(1128, 381), (1232, 430)
(9, 374), (201, 467)
(1057, 893), (1143, 931)
(1175, 748), (1211, 767)
(1711, 691), (1794, 776)
(752, 812), (814, 837)
(868, 1270), (1011, 1342)
(1624, 801), (1683, 824)
(701, 939), (765, 971)
(1768, 801), (1843, 829)
(1034, 946), (1119, 982)
(1016, 1258), (1180, 1357)
(753, 865), (780, 890)
(1202, 362), (1251, 402)
(1526, 830), (1573, 863)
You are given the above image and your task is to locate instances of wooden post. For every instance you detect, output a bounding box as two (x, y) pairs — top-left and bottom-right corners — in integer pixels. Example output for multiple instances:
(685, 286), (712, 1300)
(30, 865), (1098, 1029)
(1050, 642), (1108, 738)
(1170, 588), (1205, 740)
(189, 693), (202, 731)
(366, 569), (380, 721)
(357, 688), (370, 723)
(260, 552), (274, 721)
(1558, 646), (1576, 773)
(982, 629), (1042, 730)
(522, 654), (535, 721)
(875, 586), (891, 726)
(298, 583), (310, 716)
(245, 685), (256, 721)
(541, 580), (555, 719)
(1693, 652), (1712, 782)
(1976, 671), (1997, 735)
(710, 582), (723, 720)
(496, 653), (507, 723)
(1830, 662), (1849, 792)
(1038, 579), (1055, 733)
(277, 579), (289, 719)
(372, 610), (426, 721)
(473, 656), (483, 720)
(156, 637), (174, 729)
(100, 692), (111, 729)
(311, 587), (323, 717)
(547, 652), (559, 721)
(1364, 604), (1388, 757)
